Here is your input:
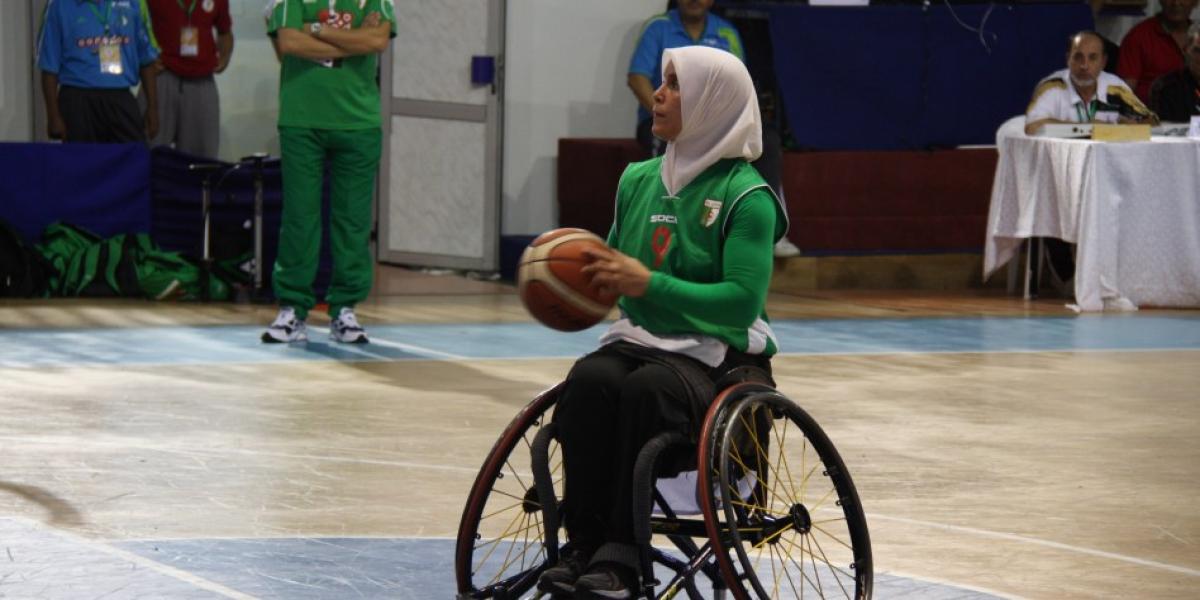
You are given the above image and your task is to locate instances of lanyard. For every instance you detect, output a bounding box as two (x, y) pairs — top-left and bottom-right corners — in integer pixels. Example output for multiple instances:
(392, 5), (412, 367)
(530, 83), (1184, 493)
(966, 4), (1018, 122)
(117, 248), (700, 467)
(86, 0), (113, 34)
(1075, 99), (1097, 123)
(176, 0), (197, 23)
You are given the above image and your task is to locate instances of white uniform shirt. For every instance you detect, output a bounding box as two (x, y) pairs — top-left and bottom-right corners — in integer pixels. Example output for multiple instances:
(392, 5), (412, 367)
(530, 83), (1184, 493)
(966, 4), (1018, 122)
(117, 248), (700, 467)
(1025, 69), (1136, 125)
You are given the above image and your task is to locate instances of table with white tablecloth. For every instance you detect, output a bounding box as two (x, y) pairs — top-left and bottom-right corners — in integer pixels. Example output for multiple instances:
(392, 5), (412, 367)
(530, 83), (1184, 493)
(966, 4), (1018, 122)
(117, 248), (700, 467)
(984, 131), (1200, 311)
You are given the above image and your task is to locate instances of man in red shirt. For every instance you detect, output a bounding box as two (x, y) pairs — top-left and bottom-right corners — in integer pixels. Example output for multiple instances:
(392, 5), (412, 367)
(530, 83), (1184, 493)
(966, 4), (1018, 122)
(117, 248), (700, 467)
(1117, 0), (1198, 102)
(143, 0), (234, 158)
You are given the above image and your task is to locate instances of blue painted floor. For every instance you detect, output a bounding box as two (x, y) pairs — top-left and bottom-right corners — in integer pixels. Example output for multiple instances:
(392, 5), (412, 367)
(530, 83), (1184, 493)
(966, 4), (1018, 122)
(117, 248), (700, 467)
(1, 519), (998, 599)
(1, 315), (1197, 368)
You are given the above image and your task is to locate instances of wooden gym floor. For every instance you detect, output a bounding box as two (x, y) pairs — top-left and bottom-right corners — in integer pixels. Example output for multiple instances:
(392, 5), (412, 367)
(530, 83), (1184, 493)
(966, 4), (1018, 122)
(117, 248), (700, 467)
(1, 264), (1198, 598)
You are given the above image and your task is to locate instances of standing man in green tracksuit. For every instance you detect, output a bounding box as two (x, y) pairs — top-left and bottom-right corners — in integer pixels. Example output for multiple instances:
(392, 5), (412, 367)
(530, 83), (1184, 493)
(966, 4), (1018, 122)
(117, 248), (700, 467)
(261, 0), (395, 344)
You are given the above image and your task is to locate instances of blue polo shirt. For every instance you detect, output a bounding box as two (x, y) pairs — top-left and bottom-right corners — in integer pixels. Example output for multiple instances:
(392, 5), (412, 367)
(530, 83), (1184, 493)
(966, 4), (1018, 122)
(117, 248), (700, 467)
(628, 9), (745, 123)
(37, 0), (158, 89)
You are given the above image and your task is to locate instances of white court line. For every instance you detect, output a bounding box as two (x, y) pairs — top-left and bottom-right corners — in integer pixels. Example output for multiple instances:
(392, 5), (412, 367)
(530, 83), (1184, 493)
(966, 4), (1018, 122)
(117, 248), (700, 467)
(366, 336), (467, 360)
(870, 512), (1200, 578)
(6, 517), (258, 599)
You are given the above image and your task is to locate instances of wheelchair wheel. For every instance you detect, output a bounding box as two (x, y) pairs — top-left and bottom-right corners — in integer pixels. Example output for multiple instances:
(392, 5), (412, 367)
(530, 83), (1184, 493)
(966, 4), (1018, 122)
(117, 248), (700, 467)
(455, 384), (563, 599)
(698, 384), (872, 599)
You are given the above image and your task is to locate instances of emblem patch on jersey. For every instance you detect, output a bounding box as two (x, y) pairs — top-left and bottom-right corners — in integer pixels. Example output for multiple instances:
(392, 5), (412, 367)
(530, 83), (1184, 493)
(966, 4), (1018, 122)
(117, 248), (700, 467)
(202, 0), (215, 12)
(701, 199), (722, 228)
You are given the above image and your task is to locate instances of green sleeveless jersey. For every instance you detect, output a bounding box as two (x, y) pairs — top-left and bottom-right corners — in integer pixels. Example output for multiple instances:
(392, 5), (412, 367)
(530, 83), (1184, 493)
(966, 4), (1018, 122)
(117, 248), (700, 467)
(607, 157), (787, 356)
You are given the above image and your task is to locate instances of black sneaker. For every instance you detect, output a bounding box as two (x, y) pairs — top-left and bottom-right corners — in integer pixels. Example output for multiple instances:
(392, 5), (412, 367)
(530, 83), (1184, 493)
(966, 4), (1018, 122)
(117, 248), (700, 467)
(573, 563), (638, 600)
(537, 545), (591, 598)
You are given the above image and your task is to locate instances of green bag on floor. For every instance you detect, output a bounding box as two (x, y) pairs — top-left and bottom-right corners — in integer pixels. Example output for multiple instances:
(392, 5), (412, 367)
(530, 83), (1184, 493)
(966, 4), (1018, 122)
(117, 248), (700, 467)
(38, 223), (230, 301)
(135, 245), (231, 301)
(36, 222), (103, 294)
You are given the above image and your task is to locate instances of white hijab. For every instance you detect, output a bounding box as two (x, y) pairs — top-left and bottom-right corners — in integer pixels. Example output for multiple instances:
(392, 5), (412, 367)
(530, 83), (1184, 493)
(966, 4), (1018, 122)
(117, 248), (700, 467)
(659, 46), (763, 197)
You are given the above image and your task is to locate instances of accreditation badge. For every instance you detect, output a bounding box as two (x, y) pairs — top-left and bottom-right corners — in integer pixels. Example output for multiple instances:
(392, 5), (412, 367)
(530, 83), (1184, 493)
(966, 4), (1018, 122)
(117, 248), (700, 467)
(99, 42), (123, 75)
(177, 26), (199, 56)
(180, 26), (200, 57)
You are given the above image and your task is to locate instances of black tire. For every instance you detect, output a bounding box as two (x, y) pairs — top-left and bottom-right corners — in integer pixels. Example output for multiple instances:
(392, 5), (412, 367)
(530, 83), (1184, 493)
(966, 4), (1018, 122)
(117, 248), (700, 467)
(455, 384), (563, 598)
(698, 384), (872, 599)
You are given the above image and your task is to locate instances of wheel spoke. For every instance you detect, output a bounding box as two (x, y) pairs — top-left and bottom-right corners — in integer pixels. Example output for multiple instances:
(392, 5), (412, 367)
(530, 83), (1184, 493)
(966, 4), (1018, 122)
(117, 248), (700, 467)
(473, 506), (528, 575)
(712, 395), (869, 600)
(808, 529), (855, 598)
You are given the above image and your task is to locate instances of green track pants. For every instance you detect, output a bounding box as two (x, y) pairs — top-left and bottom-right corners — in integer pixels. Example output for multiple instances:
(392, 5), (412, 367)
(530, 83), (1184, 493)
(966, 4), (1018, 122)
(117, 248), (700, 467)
(273, 126), (381, 319)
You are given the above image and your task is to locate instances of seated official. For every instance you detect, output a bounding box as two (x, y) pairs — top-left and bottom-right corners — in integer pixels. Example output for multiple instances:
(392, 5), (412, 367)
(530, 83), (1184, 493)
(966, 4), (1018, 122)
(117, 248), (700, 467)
(1116, 0), (1197, 102)
(1022, 31), (1158, 296)
(1149, 24), (1200, 123)
(1025, 31), (1156, 135)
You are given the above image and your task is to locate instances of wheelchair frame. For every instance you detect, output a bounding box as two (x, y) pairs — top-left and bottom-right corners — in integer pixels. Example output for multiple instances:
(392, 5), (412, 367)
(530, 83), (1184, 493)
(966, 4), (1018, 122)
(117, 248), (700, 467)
(455, 381), (873, 599)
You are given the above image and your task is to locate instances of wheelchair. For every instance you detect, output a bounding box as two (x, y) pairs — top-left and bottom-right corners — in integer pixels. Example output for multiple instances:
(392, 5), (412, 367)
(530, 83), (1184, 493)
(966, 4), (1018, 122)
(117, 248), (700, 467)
(455, 379), (873, 599)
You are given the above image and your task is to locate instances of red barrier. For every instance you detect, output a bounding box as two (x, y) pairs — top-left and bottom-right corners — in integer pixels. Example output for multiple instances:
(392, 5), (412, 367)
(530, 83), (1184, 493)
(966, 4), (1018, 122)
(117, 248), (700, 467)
(556, 139), (998, 253)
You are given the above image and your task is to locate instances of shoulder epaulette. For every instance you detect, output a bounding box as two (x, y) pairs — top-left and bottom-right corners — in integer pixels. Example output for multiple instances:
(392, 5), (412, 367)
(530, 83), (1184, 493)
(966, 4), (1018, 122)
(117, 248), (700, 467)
(1027, 79), (1067, 112)
(1105, 84), (1155, 118)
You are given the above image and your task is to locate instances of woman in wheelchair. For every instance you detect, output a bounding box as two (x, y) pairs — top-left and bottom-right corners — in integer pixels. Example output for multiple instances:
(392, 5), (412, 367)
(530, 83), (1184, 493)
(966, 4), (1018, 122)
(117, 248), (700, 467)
(538, 45), (789, 599)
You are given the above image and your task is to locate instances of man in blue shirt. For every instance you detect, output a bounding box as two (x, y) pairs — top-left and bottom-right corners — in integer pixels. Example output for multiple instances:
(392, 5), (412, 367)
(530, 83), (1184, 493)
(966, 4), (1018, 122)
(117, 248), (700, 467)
(38, 0), (160, 143)
(628, 0), (743, 156)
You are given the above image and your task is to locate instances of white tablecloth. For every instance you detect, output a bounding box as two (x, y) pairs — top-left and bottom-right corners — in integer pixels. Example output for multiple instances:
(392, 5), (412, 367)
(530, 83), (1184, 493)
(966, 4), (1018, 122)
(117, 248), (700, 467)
(984, 121), (1200, 311)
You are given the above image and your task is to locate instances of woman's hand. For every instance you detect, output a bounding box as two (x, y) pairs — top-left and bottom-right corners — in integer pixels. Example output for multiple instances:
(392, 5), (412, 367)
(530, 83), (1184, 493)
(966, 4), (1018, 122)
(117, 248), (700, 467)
(581, 247), (652, 298)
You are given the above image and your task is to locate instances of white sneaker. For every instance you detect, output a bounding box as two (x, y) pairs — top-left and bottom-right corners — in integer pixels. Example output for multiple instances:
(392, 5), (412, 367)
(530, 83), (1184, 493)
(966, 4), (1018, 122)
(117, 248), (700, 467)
(262, 306), (307, 343)
(773, 237), (801, 258)
(330, 307), (369, 344)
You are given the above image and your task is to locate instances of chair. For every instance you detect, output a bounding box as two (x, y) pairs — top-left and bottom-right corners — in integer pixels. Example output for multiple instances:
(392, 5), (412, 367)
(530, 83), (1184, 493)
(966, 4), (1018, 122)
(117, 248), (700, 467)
(454, 380), (873, 599)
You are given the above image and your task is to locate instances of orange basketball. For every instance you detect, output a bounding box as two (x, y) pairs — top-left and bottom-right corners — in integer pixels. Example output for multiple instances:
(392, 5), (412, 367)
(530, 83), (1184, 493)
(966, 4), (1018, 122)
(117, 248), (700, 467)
(517, 228), (619, 332)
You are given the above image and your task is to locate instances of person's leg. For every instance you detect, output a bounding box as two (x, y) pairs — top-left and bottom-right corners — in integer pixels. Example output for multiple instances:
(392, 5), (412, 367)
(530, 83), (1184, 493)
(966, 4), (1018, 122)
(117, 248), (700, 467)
(272, 126), (327, 319)
(104, 89), (148, 144)
(142, 70), (180, 149)
(323, 128), (380, 319)
(552, 350), (637, 547)
(1043, 237), (1075, 294)
(541, 349), (637, 596)
(58, 87), (100, 143)
(604, 362), (704, 546)
(752, 124), (783, 194)
(755, 124), (801, 257)
(576, 359), (711, 597)
(176, 76), (220, 158)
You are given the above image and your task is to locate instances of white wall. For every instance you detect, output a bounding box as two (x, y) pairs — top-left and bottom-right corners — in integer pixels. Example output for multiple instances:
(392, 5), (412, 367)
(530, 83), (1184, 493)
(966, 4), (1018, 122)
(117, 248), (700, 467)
(215, 0), (282, 161)
(1, 1), (33, 141)
(501, 1), (661, 235)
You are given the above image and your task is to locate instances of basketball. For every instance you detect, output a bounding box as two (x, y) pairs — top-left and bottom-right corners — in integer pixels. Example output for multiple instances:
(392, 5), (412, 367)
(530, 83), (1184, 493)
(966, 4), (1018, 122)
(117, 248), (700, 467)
(517, 228), (618, 332)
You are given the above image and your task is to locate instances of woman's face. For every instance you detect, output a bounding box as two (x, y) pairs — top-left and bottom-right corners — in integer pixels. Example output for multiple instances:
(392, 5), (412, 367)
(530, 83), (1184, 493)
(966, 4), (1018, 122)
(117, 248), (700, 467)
(651, 63), (683, 142)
